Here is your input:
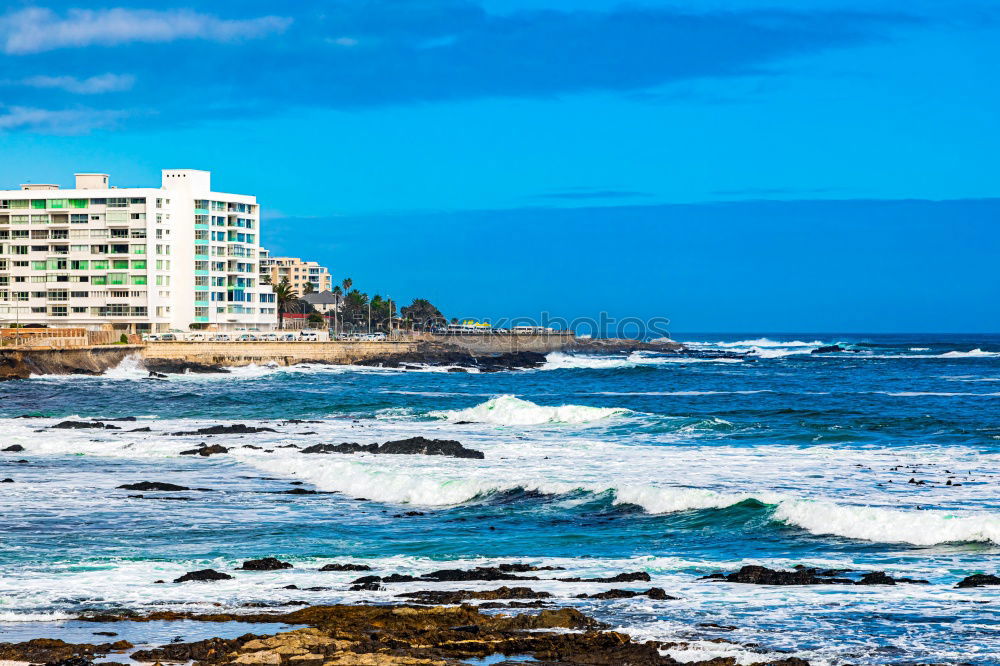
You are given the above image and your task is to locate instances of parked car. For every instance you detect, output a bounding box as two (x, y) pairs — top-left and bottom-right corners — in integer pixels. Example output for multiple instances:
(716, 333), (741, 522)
(160, 333), (177, 341)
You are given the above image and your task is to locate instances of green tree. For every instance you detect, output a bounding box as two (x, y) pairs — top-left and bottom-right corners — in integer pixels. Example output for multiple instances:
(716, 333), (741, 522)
(401, 298), (445, 331)
(302, 281), (316, 295)
(341, 277), (353, 294)
(342, 289), (368, 332)
(272, 277), (299, 330)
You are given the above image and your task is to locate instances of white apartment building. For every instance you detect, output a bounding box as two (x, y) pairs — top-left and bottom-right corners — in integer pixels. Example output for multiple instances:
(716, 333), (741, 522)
(259, 252), (332, 294)
(0, 170), (276, 332)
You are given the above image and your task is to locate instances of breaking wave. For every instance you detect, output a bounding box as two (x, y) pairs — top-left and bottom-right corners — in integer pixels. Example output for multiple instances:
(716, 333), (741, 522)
(938, 349), (1000, 358)
(430, 395), (629, 425)
(237, 454), (1000, 546)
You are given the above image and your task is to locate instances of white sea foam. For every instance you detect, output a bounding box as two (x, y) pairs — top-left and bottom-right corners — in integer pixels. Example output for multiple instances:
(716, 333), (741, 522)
(685, 338), (826, 349)
(773, 499), (1000, 546)
(430, 395), (629, 425)
(7, 415), (1000, 547)
(938, 348), (1000, 358)
(542, 352), (636, 370)
(882, 391), (1000, 397)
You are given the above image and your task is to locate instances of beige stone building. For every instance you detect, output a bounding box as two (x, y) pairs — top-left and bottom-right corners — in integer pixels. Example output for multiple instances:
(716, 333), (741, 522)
(259, 251), (332, 294)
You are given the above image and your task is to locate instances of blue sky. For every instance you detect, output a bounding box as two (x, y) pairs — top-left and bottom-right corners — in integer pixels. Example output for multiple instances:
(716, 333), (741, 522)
(1, 1), (998, 332)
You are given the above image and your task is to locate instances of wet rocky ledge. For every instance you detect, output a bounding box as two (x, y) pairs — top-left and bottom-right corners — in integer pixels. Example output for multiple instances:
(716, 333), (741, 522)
(1, 603), (809, 666)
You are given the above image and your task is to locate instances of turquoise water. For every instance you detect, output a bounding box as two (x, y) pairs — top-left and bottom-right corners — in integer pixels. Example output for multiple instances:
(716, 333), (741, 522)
(0, 333), (998, 665)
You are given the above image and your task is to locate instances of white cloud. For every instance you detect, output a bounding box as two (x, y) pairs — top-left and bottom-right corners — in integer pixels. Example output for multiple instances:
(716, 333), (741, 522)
(0, 106), (126, 134)
(18, 73), (136, 94)
(0, 7), (292, 55)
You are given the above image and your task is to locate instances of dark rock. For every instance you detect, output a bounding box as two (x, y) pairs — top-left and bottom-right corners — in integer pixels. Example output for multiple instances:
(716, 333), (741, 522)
(281, 488), (317, 495)
(422, 567), (538, 582)
(380, 437), (484, 459)
(52, 421), (119, 430)
(171, 424), (275, 436)
(644, 587), (675, 600)
(856, 571), (929, 585)
(302, 436), (484, 460)
(1, 478), (13, 483)
(173, 569), (233, 583)
(128, 427), (152, 433)
(558, 572), (651, 583)
(576, 587), (677, 600)
(3, 444), (25, 452)
(0, 639), (133, 665)
(238, 557), (293, 571)
(318, 563), (371, 572)
(398, 586), (553, 605)
(179, 444), (229, 456)
(811, 345), (845, 354)
(117, 481), (190, 491)
(126, 495), (191, 501)
(143, 359), (230, 375)
(702, 565), (853, 585)
(96, 417), (137, 422)
(956, 573), (1000, 588)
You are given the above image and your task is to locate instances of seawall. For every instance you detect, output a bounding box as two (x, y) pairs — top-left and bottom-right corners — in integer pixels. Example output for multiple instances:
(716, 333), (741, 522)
(142, 340), (422, 367)
(420, 333), (576, 354)
(0, 345), (143, 380)
(0, 334), (582, 378)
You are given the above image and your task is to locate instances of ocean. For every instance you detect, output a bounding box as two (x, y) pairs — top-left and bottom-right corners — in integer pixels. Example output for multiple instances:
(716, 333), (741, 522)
(1, 333), (998, 665)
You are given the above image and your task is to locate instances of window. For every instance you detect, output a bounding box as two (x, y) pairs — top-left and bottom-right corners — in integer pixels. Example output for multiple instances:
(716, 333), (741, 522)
(31, 200), (46, 209)
(70, 199), (87, 209)
(92, 260), (108, 269)
(132, 244), (145, 254)
(129, 198), (144, 204)
(130, 275), (147, 285)
(106, 198), (127, 208)
(132, 260), (146, 269)
(112, 260), (129, 269)
(49, 199), (67, 209)
(130, 213), (145, 220)
(71, 260), (89, 270)
(71, 291), (88, 298)
(108, 273), (127, 285)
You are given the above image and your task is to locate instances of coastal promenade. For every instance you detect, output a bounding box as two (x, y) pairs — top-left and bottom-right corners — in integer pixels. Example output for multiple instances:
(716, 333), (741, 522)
(143, 339), (421, 367)
(0, 331), (582, 377)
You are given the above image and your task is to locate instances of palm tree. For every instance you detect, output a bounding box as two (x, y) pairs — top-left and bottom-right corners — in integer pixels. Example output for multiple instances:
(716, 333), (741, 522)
(341, 277), (352, 294)
(260, 273), (272, 286)
(331, 285), (343, 336)
(302, 281), (315, 295)
(272, 277), (299, 330)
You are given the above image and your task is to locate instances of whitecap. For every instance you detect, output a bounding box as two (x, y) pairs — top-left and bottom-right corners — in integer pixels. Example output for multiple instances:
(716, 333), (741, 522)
(430, 395), (629, 425)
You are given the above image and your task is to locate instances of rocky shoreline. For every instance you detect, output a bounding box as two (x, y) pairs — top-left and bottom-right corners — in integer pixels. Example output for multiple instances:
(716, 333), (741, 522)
(3, 561), (995, 665)
(0, 601), (810, 666)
